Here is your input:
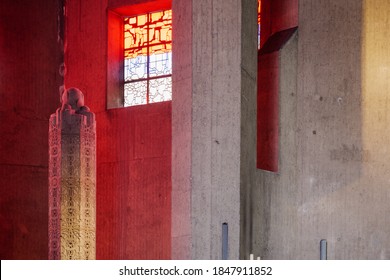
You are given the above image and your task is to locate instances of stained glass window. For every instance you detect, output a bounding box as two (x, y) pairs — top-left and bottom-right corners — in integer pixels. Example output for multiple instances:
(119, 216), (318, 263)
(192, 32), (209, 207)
(124, 10), (172, 107)
(258, 0), (261, 48)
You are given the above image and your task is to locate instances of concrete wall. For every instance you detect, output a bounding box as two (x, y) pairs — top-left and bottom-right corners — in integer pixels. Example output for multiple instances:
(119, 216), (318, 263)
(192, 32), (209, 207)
(260, 0), (298, 48)
(65, 0), (172, 259)
(171, 0), (193, 259)
(190, 0), (243, 260)
(172, 0), (258, 259)
(0, 0), (62, 259)
(3, 0), (390, 261)
(253, 0), (390, 259)
(0, 0), (172, 260)
(359, 0), (390, 260)
(253, 32), (299, 259)
(240, 0), (259, 260)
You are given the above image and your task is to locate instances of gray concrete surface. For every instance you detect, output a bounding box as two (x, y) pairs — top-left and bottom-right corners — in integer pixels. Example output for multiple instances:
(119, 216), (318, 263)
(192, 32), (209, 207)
(172, 0), (258, 259)
(173, 0), (390, 260)
(253, 0), (390, 259)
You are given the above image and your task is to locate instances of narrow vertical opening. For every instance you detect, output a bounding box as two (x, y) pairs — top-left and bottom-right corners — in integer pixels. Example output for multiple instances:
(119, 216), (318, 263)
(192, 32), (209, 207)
(320, 239), (327, 260)
(222, 223), (228, 260)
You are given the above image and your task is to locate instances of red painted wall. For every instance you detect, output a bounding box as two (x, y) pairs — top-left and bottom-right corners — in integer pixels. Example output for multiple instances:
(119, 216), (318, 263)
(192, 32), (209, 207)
(257, 52), (279, 171)
(0, 0), (62, 259)
(65, 0), (172, 259)
(257, 0), (298, 171)
(260, 0), (298, 48)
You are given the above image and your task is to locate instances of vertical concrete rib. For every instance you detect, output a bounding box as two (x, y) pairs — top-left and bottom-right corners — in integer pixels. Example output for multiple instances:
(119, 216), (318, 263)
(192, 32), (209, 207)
(172, 0), (258, 259)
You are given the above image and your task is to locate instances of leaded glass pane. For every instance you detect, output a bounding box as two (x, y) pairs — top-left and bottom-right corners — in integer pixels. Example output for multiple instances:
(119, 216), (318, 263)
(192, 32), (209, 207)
(149, 77), (172, 103)
(124, 81), (147, 106)
(149, 52), (172, 77)
(123, 10), (172, 107)
(124, 14), (148, 53)
(125, 47), (148, 59)
(124, 56), (147, 81)
(149, 43), (171, 55)
(148, 10), (172, 47)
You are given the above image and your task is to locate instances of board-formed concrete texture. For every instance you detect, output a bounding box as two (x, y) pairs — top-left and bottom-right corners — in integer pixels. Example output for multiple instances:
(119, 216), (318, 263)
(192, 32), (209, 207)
(239, 0), (259, 260)
(172, 0), (258, 259)
(253, 0), (390, 259)
(252, 31), (299, 259)
(64, 0), (173, 260)
(3, 0), (390, 261)
(171, 0), (193, 260)
(0, 0), (63, 260)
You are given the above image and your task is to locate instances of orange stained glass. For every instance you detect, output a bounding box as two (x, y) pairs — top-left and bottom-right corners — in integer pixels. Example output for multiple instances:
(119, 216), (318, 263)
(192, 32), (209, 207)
(124, 10), (172, 59)
(123, 10), (172, 107)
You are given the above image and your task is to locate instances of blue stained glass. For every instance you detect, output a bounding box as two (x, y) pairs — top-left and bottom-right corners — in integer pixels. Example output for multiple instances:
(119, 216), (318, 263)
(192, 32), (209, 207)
(124, 56), (148, 81)
(149, 53), (172, 77)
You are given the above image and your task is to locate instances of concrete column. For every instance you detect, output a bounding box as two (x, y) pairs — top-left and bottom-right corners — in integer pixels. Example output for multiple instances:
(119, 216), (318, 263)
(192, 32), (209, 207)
(48, 88), (96, 260)
(172, 0), (258, 259)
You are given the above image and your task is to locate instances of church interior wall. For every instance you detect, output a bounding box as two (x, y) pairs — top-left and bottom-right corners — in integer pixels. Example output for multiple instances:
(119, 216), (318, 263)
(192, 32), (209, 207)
(65, 0), (172, 259)
(253, 0), (390, 259)
(0, 0), (62, 259)
(2, 0), (390, 260)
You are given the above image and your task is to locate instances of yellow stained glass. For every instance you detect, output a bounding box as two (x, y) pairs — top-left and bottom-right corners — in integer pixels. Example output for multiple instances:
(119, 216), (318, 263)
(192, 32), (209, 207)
(124, 10), (172, 59)
(123, 10), (172, 107)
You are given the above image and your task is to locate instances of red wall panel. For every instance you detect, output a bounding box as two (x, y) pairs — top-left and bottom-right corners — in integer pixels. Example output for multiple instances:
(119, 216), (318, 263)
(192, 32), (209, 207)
(95, 104), (171, 259)
(257, 52), (279, 171)
(260, 0), (298, 48)
(0, 0), (62, 259)
(65, 0), (172, 259)
(96, 161), (122, 259)
(257, 0), (298, 171)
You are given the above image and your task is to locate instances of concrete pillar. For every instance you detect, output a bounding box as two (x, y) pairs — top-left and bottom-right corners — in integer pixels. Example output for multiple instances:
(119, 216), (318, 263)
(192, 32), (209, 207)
(48, 88), (96, 260)
(172, 0), (258, 259)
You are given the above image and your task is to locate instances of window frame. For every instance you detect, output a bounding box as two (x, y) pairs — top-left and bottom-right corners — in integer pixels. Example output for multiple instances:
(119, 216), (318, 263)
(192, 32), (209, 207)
(106, 0), (172, 109)
(123, 10), (172, 107)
